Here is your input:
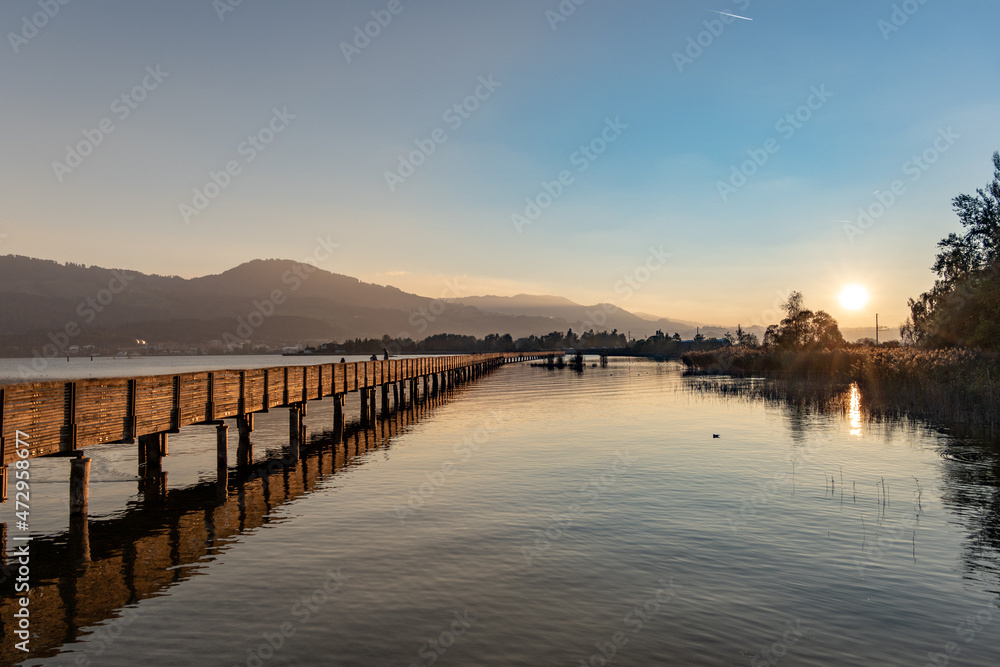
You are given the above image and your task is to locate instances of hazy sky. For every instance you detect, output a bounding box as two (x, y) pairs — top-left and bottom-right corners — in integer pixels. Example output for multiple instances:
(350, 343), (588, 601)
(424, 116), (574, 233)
(3, 0), (998, 329)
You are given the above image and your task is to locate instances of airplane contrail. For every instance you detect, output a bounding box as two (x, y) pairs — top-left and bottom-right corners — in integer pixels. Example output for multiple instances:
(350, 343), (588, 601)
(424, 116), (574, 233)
(710, 10), (753, 21)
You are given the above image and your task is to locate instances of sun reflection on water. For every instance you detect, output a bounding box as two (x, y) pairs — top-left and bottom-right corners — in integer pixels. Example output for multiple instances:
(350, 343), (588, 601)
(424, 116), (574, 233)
(848, 382), (862, 437)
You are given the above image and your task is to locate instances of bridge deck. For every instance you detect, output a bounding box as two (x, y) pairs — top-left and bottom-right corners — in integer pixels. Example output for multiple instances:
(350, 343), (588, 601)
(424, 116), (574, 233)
(0, 352), (556, 468)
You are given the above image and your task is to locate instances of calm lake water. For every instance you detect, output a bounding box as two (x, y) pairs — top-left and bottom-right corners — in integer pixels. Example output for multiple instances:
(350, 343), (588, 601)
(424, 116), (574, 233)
(3, 357), (1000, 666)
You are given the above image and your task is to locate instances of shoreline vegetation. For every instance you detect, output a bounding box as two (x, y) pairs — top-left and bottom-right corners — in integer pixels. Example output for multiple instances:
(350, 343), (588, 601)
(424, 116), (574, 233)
(687, 151), (1000, 433)
(681, 345), (1000, 430)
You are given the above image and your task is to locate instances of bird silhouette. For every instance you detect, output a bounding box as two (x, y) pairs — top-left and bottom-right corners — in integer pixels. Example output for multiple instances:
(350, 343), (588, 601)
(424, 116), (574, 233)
(712, 434), (720, 438)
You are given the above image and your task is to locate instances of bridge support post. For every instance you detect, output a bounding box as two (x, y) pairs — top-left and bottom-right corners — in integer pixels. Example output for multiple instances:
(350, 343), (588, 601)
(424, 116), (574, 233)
(432, 372), (438, 394)
(333, 408), (344, 445)
(333, 394), (344, 428)
(392, 382), (399, 410)
(140, 433), (163, 472)
(69, 455), (91, 515)
(288, 404), (302, 460)
(237, 413), (253, 467)
(381, 384), (390, 417)
(360, 388), (369, 425)
(0, 465), (6, 502)
(217, 422), (228, 469)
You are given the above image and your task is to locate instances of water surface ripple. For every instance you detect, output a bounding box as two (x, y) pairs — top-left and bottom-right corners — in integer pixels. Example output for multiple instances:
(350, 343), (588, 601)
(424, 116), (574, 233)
(3, 358), (1000, 666)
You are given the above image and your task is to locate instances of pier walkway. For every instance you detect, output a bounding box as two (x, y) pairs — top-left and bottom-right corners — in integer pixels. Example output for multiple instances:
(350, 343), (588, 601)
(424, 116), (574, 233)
(0, 352), (558, 512)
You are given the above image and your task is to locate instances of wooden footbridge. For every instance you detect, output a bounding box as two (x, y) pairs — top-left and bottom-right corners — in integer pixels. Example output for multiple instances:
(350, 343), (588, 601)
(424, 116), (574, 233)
(0, 352), (558, 514)
(0, 374), (507, 662)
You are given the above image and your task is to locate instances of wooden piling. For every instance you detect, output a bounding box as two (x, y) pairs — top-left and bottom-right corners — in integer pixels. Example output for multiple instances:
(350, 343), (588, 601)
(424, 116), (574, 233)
(333, 394), (344, 427)
(217, 422), (228, 468)
(237, 413), (253, 467)
(0, 465), (6, 502)
(333, 412), (344, 445)
(360, 388), (369, 425)
(140, 434), (161, 470)
(288, 404), (302, 460)
(237, 439), (252, 468)
(69, 456), (91, 515)
(289, 404), (301, 442)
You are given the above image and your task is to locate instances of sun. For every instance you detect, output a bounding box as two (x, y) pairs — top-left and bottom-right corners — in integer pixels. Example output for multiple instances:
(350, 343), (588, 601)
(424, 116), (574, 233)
(838, 284), (869, 311)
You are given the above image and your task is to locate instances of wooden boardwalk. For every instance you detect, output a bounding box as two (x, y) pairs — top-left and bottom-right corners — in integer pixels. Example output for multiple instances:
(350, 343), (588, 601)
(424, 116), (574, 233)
(0, 384), (478, 663)
(0, 352), (557, 507)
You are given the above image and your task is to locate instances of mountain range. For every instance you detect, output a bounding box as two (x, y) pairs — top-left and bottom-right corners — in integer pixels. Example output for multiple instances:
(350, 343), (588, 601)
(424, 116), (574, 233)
(0, 255), (888, 355)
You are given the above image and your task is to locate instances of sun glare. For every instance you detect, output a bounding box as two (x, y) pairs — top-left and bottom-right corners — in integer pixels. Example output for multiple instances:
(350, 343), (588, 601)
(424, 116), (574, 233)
(838, 284), (869, 311)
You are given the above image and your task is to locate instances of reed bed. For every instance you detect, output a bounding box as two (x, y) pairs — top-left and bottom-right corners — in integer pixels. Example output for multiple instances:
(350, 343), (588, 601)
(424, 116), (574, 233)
(682, 347), (1000, 429)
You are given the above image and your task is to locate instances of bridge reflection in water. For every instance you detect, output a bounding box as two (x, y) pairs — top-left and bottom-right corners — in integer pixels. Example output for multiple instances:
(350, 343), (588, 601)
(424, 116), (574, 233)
(0, 379), (467, 664)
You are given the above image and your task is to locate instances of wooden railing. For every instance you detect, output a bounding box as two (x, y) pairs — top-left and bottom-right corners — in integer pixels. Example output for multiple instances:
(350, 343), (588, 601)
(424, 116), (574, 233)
(0, 352), (557, 466)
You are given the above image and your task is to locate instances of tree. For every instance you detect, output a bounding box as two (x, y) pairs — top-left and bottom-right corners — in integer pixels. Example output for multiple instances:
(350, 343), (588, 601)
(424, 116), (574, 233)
(739, 330), (760, 347)
(764, 291), (844, 350)
(902, 151), (1000, 349)
(732, 324), (759, 347)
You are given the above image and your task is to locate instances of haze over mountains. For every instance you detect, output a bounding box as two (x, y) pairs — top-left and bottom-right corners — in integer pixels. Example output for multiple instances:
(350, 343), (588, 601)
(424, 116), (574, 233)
(0, 255), (883, 355)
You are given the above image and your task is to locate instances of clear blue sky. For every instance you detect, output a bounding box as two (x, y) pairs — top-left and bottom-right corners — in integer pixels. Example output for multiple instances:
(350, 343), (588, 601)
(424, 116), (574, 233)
(2, 0), (998, 328)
